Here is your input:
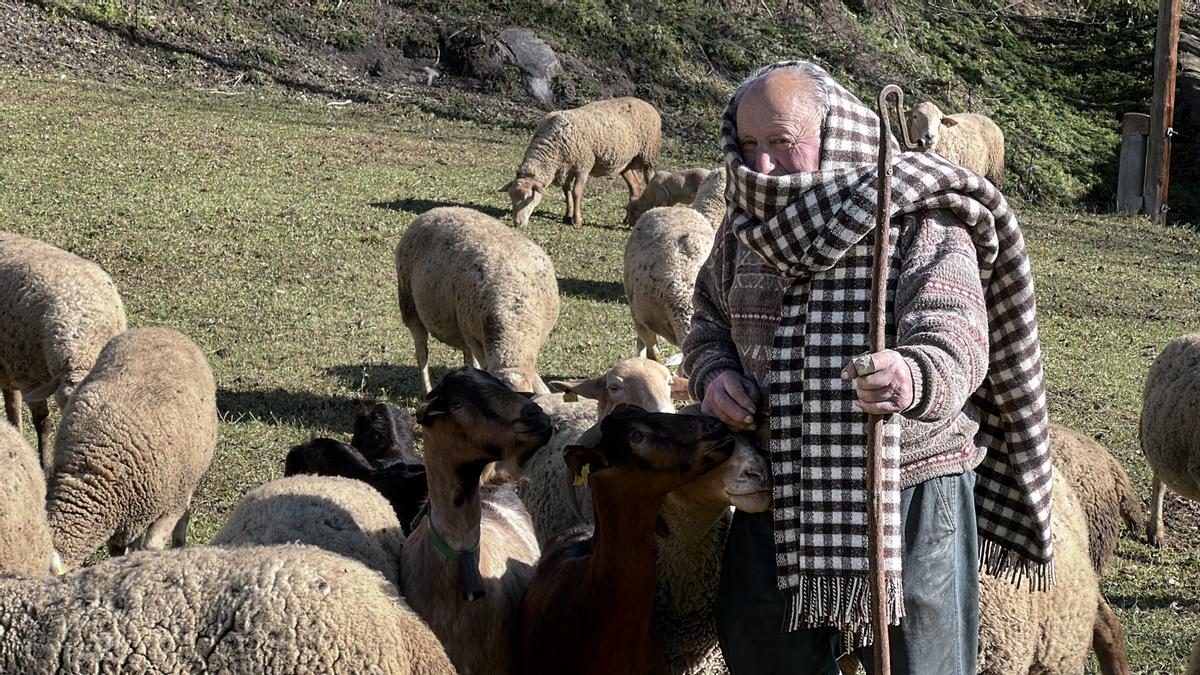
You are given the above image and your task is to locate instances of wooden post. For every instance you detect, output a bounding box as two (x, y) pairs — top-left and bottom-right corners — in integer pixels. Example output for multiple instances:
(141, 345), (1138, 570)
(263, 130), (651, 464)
(1117, 113), (1150, 213)
(1143, 0), (1182, 224)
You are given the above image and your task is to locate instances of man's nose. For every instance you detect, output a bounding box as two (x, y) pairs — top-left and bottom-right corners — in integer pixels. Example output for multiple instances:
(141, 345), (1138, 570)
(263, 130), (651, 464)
(750, 148), (774, 174)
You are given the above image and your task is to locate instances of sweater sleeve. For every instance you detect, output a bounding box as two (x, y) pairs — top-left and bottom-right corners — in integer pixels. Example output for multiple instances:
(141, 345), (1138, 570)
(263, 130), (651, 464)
(682, 219), (743, 401)
(894, 210), (990, 423)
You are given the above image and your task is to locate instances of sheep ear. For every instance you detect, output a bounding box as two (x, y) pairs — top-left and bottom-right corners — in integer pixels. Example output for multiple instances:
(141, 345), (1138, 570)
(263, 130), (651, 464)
(21, 375), (61, 403)
(498, 180), (516, 193)
(549, 376), (606, 402)
(563, 444), (608, 485)
(941, 116), (958, 127)
(531, 182), (546, 195)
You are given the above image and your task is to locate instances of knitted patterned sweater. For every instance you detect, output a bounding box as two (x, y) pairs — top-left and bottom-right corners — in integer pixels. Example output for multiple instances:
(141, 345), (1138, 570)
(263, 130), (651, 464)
(683, 208), (989, 488)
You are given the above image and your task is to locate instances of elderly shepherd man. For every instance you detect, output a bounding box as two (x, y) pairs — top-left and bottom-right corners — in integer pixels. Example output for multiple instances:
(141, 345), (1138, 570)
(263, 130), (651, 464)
(682, 61), (1055, 674)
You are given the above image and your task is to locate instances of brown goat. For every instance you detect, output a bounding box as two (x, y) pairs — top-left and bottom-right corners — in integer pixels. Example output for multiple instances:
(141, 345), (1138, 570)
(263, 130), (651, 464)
(518, 406), (734, 675)
(401, 367), (553, 675)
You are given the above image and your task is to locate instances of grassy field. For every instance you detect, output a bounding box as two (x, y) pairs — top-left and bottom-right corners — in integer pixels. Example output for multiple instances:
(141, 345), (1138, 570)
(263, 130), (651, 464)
(2, 70), (1198, 672)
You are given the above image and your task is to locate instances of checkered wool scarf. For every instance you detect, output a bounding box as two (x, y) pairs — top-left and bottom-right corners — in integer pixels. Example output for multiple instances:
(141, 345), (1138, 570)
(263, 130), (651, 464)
(721, 62), (1054, 647)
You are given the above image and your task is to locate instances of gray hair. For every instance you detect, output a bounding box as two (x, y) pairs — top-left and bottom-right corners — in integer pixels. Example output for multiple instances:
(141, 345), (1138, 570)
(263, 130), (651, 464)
(731, 62), (830, 122)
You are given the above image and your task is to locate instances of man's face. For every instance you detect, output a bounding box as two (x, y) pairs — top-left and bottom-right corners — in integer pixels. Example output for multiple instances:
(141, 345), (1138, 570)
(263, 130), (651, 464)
(735, 72), (823, 176)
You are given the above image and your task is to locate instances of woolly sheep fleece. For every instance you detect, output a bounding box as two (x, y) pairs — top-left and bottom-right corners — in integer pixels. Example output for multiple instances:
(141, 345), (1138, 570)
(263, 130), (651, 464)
(0, 422), (53, 576)
(211, 474), (406, 586)
(0, 545), (455, 674)
(395, 207), (560, 393)
(690, 167), (727, 229)
(624, 206), (716, 359)
(1141, 333), (1200, 502)
(1048, 423), (1144, 573)
(977, 467), (1096, 675)
(0, 233), (128, 401)
(47, 327), (218, 566)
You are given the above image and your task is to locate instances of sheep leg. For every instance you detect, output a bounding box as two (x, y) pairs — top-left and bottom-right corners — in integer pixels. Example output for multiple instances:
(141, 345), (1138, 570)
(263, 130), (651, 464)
(1092, 596), (1132, 675)
(571, 173), (588, 227)
(405, 317), (432, 394)
(621, 168), (642, 200)
(561, 176), (575, 225)
(107, 538), (129, 558)
(635, 322), (660, 361)
(463, 350), (480, 369)
(142, 505), (190, 550)
(3, 389), (20, 432)
(171, 509), (192, 548)
(1147, 473), (1167, 548)
(29, 398), (52, 472)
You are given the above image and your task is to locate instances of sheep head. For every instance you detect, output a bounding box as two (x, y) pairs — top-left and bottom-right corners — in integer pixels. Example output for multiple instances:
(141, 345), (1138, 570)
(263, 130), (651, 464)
(495, 367), (551, 396)
(500, 177), (545, 227)
(549, 358), (677, 417)
(564, 405), (733, 499)
(906, 101), (946, 151)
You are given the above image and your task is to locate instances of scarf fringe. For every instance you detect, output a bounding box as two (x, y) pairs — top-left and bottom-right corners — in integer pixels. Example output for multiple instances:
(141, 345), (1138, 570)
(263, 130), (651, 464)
(782, 575), (905, 650)
(979, 537), (1056, 591)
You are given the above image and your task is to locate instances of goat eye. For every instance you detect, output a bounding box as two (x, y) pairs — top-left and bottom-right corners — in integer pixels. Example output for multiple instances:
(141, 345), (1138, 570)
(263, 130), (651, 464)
(629, 430), (644, 444)
(607, 384), (621, 392)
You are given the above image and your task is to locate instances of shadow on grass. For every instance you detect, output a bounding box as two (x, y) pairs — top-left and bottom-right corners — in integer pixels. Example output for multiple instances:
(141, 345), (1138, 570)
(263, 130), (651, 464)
(558, 277), (626, 303)
(217, 388), (365, 433)
(370, 199), (508, 219)
(1105, 593), (1200, 611)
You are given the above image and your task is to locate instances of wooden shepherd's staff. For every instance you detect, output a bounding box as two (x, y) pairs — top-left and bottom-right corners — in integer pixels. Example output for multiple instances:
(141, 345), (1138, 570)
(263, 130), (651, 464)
(864, 83), (916, 675)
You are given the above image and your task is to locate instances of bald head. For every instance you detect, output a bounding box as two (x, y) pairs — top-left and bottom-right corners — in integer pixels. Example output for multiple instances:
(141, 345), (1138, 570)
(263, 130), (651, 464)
(734, 66), (827, 175)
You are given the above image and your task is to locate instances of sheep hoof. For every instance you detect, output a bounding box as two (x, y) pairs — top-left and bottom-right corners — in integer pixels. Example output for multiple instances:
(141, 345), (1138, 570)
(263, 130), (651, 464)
(561, 214), (573, 225)
(1147, 528), (1165, 549)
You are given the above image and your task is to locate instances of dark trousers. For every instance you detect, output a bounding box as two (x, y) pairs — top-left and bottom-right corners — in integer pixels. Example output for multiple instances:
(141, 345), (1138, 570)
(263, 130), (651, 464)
(716, 471), (979, 675)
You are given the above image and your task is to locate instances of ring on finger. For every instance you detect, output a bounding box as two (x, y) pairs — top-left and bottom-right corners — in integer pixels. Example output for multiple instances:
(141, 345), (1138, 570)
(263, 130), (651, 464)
(852, 353), (877, 377)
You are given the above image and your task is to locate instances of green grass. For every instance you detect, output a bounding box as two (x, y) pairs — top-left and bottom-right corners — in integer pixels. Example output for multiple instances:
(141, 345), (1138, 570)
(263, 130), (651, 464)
(2, 70), (1198, 672)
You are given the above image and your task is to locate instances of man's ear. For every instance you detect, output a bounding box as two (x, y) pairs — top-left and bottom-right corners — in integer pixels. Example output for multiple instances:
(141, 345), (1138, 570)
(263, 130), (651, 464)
(549, 376), (606, 402)
(498, 180), (516, 193)
(941, 116), (958, 127)
(563, 444), (609, 485)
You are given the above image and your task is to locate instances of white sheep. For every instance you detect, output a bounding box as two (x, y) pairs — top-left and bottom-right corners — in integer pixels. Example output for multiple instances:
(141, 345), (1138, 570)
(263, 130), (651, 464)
(517, 357), (682, 544)
(46, 327), (218, 569)
(690, 167), (728, 229)
(623, 206), (717, 362)
(0, 545), (455, 674)
(1140, 333), (1200, 547)
(906, 101), (1005, 187)
(655, 430), (771, 675)
(0, 233), (128, 469)
(0, 421), (53, 577)
(625, 167), (713, 225)
(395, 207), (560, 395)
(211, 474), (406, 586)
(501, 96), (662, 227)
(977, 467), (1103, 674)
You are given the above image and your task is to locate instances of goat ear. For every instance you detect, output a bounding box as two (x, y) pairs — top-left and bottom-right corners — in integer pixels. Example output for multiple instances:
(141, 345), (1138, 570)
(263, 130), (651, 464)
(563, 444), (608, 484)
(549, 376), (606, 402)
(414, 398), (449, 426)
(941, 116), (958, 127)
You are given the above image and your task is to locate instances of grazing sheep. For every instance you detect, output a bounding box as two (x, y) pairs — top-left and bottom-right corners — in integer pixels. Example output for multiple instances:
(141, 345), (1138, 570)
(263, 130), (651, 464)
(0, 545), (455, 674)
(905, 101), (1005, 187)
(395, 207), (560, 395)
(517, 357), (681, 545)
(352, 399), (419, 467)
(0, 233), (128, 469)
(501, 96), (662, 227)
(211, 474), (406, 586)
(977, 467), (1121, 675)
(285, 437), (430, 537)
(625, 167), (713, 225)
(518, 407), (735, 675)
(0, 422), (53, 577)
(1048, 423), (1145, 574)
(690, 167), (728, 229)
(46, 328), (217, 569)
(401, 367), (553, 675)
(1141, 333), (1200, 548)
(655, 428), (771, 675)
(624, 206), (717, 362)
